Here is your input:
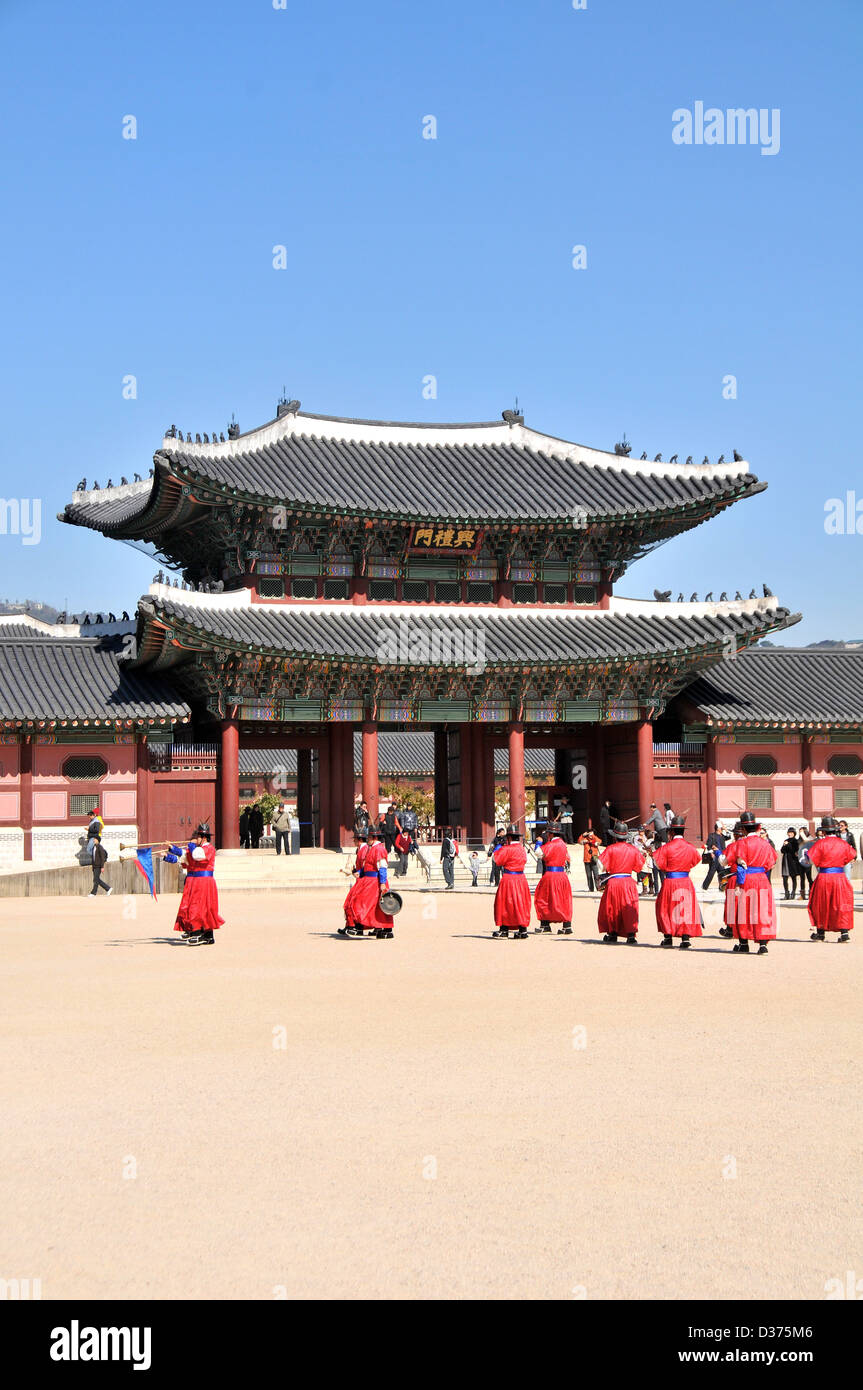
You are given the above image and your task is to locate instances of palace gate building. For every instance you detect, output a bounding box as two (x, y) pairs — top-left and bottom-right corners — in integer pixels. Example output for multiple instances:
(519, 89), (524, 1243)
(1, 401), (861, 866)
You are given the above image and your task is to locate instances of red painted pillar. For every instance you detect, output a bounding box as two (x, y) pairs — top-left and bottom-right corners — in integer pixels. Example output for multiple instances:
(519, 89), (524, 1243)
(317, 735), (330, 849)
(136, 735), (150, 844)
(220, 718), (240, 849)
(341, 725), (356, 848)
(705, 737), (717, 834)
(361, 720), (379, 820)
(508, 721), (526, 831)
(20, 736), (33, 861)
(801, 737), (814, 829)
(636, 720), (654, 825)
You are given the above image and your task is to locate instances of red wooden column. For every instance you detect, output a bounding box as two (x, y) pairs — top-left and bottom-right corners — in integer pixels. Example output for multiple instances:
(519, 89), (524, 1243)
(508, 721), (526, 831)
(20, 735), (33, 861)
(361, 720), (379, 820)
(636, 719), (655, 825)
(220, 717), (240, 849)
(136, 734), (150, 845)
(317, 734), (331, 849)
(705, 736), (717, 834)
(801, 737), (814, 829)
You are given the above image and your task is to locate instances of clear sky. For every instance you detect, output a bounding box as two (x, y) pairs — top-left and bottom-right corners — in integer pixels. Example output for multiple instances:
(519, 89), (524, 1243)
(0, 0), (859, 641)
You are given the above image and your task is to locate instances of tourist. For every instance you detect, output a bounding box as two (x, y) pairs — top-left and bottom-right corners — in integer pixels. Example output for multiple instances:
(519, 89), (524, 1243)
(779, 828), (800, 900)
(796, 825), (814, 900)
(353, 800), (370, 836)
(248, 803), (264, 849)
(556, 797), (574, 844)
(635, 826), (659, 895)
(722, 810), (778, 955)
(487, 827), (505, 885)
(653, 815), (702, 949)
(597, 820), (645, 944)
(837, 820), (858, 882)
(578, 826), (601, 891)
(664, 802), (675, 830)
(469, 851), (480, 886)
(339, 825), (392, 939)
(400, 802), (418, 846)
(598, 798), (613, 845)
(701, 821), (728, 891)
(491, 825), (532, 939)
(808, 816), (856, 943)
(533, 826), (573, 935)
(88, 815), (112, 897)
(440, 827), (457, 889)
(271, 801), (292, 856)
(239, 805), (251, 849)
(383, 803), (401, 855)
(393, 825), (412, 877)
(645, 802), (667, 845)
(172, 822), (223, 946)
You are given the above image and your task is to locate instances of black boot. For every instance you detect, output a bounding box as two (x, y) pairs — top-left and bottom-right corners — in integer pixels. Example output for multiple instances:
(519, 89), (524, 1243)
(839, 931), (850, 943)
(811, 929), (825, 941)
(757, 944), (768, 955)
(492, 928), (509, 939)
(718, 926), (733, 938)
(557, 922), (572, 935)
(535, 921), (552, 934)
(626, 934), (638, 945)
(602, 933), (618, 944)
(733, 941), (750, 953)
(660, 935), (674, 948)
(515, 928), (529, 939)
(680, 935), (691, 949)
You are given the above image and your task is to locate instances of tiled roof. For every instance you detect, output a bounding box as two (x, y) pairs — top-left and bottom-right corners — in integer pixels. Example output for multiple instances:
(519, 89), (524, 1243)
(137, 591), (794, 668)
(237, 735), (555, 778)
(59, 412), (764, 530)
(684, 649), (863, 726)
(0, 624), (190, 726)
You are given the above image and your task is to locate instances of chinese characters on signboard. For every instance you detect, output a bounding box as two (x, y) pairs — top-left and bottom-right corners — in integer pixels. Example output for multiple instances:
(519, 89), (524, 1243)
(409, 524), (482, 554)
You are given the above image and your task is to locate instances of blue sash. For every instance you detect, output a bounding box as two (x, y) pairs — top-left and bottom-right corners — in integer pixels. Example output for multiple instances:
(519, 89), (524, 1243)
(502, 869), (524, 876)
(361, 871), (379, 878)
(664, 871), (690, 879)
(187, 870), (214, 878)
(817, 866), (845, 875)
(544, 866), (565, 873)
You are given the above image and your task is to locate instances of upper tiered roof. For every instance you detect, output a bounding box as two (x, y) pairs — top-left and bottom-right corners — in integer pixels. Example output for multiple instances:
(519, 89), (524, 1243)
(683, 648), (863, 729)
(59, 406), (765, 576)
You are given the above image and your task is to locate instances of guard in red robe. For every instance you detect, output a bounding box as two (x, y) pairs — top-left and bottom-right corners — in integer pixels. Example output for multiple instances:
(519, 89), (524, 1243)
(492, 826), (532, 938)
(808, 816), (856, 941)
(341, 831), (366, 932)
(534, 827), (573, 934)
(597, 822), (645, 943)
(173, 823), (224, 945)
(722, 810), (778, 954)
(342, 827), (393, 937)
(653, 816), (702, 948)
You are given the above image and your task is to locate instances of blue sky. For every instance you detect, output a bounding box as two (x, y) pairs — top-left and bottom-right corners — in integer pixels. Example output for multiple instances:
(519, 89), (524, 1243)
(0, 0), (859, 641)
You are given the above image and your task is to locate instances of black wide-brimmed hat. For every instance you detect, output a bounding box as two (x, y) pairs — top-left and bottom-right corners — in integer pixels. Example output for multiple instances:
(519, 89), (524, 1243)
(379, 890), (403, 916)
(820, 815), (841, 834)
(610, 820), (630, 840)
(195, 822), (211, 838)
(506, 824), (522, 840)
(669, 815), (687, 834)
(738, 810), (760, 830)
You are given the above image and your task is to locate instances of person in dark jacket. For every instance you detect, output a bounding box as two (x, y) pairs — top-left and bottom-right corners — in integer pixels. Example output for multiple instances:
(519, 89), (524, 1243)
(88, 820), (112, 897)
(701, 821), (728, 890)
(598, 799), (613, 845)
(488, 827), (505, 884)
(353, 800), (370, 836)
(796, 825), (814, 900)
(248, 803), (264, 849)
(383, 803), (402, 855)
(239, 806), (251, 849)
(780, 828), (800, 899)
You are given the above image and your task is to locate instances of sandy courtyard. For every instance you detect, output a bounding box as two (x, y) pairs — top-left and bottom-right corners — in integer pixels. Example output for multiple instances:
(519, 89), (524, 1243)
(0, 885), (860, 1302)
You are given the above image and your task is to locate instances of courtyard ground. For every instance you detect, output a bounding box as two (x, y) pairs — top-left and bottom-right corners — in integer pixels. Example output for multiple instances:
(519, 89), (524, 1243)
(0, 887), (860, 1301)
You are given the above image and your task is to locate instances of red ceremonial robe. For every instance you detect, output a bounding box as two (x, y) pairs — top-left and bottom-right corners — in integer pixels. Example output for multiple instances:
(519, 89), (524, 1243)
(653, 838), (703, 936)
(533, 835), (573, 923)
(597, 842), (644, 936)
(348, 841), (391, 929)
(807, 838), (856, 932)
(723, 834), (778, 941)
(492, 842), (532, 927)
(174, 842), (225, 932)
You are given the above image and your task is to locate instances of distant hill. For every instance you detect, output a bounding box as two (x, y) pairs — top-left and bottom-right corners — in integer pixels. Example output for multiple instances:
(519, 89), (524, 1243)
(757, 638), (863, 649)
(0, 598), (59, 624)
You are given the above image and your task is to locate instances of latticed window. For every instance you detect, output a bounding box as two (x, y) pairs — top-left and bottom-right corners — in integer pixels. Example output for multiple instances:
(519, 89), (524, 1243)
(291, 578), (317, 599)
(571, 584), (597, 605)
(466, 581), (493, 603)
(258, 577), (284, 599)
(543, 583), (567, 605)
(741, 754), (777, 776)
(369, 579), (397, 601)
(828, 754), (863, 777)
(71, 793), (100, 815)
(434, 582), (461, 603)
(747, 787), (773, 809)
(512, 583), (537, 604)
(835, 788), (859, 809)
(402, 580), (429, 601)
(323, 579), (349, 600)
(63, 756), (107, 781)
